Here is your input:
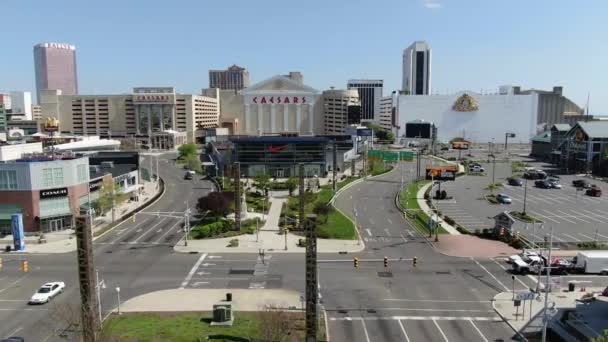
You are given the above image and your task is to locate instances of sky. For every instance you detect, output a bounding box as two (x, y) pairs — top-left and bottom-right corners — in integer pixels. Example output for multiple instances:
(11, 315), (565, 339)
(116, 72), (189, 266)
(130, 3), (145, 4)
(2, 0), (607, 114)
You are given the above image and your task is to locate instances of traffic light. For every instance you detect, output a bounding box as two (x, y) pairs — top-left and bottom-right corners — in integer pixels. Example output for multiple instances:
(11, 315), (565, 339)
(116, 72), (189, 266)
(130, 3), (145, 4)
(412, 257), (417, 268)
(384, 256), (388, 268)
(353, 257), (359, 268)
(22, 260), (28, 273)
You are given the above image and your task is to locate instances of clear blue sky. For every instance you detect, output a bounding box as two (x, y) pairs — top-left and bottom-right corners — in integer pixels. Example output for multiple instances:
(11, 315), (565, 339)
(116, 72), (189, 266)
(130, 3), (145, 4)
(2, 0), (607, 114)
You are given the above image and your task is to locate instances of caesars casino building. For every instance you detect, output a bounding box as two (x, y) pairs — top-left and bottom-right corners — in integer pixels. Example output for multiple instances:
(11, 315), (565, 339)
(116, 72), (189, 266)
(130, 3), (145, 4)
(218, 74), (326, 136)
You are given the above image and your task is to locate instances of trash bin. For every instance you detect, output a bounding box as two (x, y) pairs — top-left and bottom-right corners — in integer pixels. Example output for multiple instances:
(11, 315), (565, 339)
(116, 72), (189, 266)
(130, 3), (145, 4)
(4, 245), (11, 252)
(226, 292), (232, 302)
(568, 282), (575, 292)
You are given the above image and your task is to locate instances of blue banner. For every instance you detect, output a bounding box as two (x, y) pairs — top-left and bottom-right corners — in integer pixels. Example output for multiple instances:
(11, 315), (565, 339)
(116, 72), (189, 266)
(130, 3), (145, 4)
(11, 214), (25, 251)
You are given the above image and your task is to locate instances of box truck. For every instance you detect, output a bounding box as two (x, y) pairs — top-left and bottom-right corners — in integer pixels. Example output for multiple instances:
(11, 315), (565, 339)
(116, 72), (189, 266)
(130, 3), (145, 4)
(572, 251), (608, 274)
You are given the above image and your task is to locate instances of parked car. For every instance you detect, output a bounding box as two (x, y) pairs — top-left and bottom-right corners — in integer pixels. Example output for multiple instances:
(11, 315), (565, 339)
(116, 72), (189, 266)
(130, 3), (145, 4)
(184, 172), (193, 180)
(507, 251), (540, 264)
(525, 170), (547, 180)
(507, 178), (523, 186)
(535, 180), (552, 189)
(572, 179), (590, 188)
(496, 193), (512, 204)
(469, 162), (482, 168)
(0, 338), (24, 342)
(469, 165), (485, 173)
(586, 187), (602, 197)
(547, 179), (562, 189)
(29, 282), (65, 304)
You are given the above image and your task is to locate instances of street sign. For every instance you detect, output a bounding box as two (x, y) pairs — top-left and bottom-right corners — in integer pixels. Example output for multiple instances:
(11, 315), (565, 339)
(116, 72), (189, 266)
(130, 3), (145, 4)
(516, 292), (535, 301)
(399, 151), (414, 161)
(513, 299), (521, 307)
(425, 166), (457, 181)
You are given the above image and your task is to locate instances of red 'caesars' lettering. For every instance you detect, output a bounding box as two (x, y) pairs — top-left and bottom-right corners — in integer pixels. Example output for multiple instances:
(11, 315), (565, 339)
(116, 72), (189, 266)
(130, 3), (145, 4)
(293, 97), (299, 104)
(277, 97), (282, 104)
(253, 97), (258, 103)
(302, 96), (306, 103)
(261, 97), (267, 104)
(269, 96), (274, 103)
(284, 96), (290, 104)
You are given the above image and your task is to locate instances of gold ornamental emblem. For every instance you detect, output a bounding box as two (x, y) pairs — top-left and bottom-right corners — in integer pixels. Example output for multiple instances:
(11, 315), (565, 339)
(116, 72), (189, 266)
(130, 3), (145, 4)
(43, 117), (60, 132)
(453, 93), (479, 112)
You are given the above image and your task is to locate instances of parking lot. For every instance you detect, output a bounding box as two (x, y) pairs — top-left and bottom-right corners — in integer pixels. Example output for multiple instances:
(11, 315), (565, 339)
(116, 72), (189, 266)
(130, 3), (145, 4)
(432, 160), (608, 243)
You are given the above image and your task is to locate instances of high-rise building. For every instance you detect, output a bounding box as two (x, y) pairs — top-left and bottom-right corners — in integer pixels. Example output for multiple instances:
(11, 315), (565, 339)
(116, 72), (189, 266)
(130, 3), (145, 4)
(322, 89), (360, 134)
(33, 42), (79, 102)
(9, 91), (33, 119)
(402, 41), (431, 95)
(209, 65), (250, 91)
(378, 94), (398, 132)
(347, 79), (383, 121)
(0, 103), (7, 132)
(282, 71), (304, 85)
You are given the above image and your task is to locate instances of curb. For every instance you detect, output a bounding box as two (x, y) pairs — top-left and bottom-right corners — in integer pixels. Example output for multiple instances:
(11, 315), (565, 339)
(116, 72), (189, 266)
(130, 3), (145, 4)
(491, 295), (528, 341)
(93, 178), (166, 241)
(416, 182), (461, 235)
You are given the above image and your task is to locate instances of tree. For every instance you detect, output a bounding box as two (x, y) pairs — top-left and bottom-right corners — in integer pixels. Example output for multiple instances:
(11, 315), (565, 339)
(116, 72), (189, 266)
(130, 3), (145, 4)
(591, 329), (608, 342)
(367, 124), (395, 143)
(93, 182), (122, 216)
(253, 173), (271, 196)
(197, 191), (231, 217)
(185, 155), (203, 174)
(177, 143), (197, 159)
(285, 177), (298, 196)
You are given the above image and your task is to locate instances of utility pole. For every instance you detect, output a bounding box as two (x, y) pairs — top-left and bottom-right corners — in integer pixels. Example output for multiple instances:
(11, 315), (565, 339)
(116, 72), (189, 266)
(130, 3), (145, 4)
(541, 226), (554, 342)
(332, 140), (337, 193)
(304, 214), (318, 342)
(234, 162), (241, 231)
(184, 206), (191, 247)
(75, 216), (99, 341)
(299, 164), (305, 231)
(523, 178), (528, 216)
(491, 155), (496, 194)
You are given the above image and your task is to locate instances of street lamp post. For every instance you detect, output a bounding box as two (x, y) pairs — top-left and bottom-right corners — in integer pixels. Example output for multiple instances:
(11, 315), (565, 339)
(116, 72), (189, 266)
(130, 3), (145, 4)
(491, 155), (496, 195)
(95, 269), (106, 323)
(115, 287), (121, 315)
(523, 178), (528, 215)
(511, 275), (515, 300)
(541, 226), (554, 342)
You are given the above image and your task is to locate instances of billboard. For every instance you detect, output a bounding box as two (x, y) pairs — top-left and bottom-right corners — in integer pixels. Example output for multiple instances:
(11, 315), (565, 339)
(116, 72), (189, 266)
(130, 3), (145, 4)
(11, 214), (25, 251)
(425, 165), (457, 181)
(405, 122), (433, 139)
(357, 128), (373, 137)
(451, 141), (470, 150)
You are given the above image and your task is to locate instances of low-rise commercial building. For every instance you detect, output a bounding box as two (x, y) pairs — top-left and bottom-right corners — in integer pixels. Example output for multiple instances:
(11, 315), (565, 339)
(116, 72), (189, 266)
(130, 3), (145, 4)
(558, 121), (608, 175)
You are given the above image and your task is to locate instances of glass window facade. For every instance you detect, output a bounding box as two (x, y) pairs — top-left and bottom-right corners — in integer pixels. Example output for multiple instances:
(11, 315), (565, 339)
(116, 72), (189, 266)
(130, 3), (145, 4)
(42, 168), (54, 187)
(53, 168), (64, 186)
(0, 170), (17, 190)
(39, 197), (71, 218)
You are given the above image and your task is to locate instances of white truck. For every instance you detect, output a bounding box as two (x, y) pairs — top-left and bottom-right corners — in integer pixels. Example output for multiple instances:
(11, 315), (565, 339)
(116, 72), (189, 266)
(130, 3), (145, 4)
(572, 251), (608, 275)
(511, 256), (546, 275)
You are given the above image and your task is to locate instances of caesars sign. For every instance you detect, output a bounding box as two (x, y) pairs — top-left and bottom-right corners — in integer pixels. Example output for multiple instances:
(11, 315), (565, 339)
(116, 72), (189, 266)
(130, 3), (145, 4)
(249, 96), (309, 104)
(426, 165), (458, 181)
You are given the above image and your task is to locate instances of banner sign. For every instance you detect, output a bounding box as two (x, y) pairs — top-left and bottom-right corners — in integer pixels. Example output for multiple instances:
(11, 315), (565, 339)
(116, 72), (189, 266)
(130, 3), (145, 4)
(425, 165), (457, 181)
(400, 151), (415, 160)
(11, 214), (25, 251)
(357, 128), (373, 137)
(451, 141), (470, 150)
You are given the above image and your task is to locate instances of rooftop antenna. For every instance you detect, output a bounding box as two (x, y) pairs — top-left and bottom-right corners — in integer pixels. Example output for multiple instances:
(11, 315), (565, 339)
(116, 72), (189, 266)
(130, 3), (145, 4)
(585, 92), (590, 122)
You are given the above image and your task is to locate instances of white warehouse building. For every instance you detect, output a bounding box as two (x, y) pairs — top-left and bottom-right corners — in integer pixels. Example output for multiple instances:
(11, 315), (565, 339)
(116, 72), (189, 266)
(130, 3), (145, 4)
(397, 91), (539, 143)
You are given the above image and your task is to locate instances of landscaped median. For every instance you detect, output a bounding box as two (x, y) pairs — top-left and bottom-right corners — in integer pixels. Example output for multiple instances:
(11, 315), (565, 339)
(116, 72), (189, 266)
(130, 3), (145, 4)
(398, 180), (450, 235)
(280, 176), (359, 240)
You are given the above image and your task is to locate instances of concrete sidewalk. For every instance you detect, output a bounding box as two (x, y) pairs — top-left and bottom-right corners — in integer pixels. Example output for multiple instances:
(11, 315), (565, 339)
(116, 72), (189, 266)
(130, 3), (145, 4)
(0, 180), (162, 254)
(175, 229), (364, 254)
(417, 182), (460, 235)
(260, 198), (285, 232)
(493, 288), (607, 341)
(119, 288), (301, 312)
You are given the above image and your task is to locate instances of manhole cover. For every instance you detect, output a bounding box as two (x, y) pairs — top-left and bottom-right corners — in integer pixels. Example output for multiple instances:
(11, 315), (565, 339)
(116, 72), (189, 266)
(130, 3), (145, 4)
(230, 269), (255, 275)
(378, 271), (393, 278)
(435, 271), (452, 275)
(338, 309), (348, 314)
(367, 309), (377, 314)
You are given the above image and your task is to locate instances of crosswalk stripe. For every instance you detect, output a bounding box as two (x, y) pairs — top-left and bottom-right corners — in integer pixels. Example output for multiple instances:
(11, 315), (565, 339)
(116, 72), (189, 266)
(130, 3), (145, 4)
(329, 316), (502, 322)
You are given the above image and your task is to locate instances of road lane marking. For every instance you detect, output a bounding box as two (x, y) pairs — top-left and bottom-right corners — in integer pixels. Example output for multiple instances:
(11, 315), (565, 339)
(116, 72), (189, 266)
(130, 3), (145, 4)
(365, 229), (372, 237)
(397, 320), (411, 342)
(367, 308), (495, 313)
(529, 211), (560, 224)
(469, 319), (489, 342)
(0, 275), (28, 294)
(360, 320), (371, 342)
(387, 218), (393, 224)
(330, 316), (502, 321)
(471, 258), (510, 292)
(110, 217), (154, 243)
(557, 210), (591, 223)
(544, 210), (576, 224)
(400, 234), (408, 243)
(384, 228), (392, 237)
(132, 217), (169, 243)
(152, 219), (183, 244)
(180, 253), (207, 289)
(578, 233), (595, 240)
(6, 326), (22, 337)
(491, 259), (529, 289)
(433, 319), (449, 342)
(383, 299), (491, 303)
(561, 233), (581, 242)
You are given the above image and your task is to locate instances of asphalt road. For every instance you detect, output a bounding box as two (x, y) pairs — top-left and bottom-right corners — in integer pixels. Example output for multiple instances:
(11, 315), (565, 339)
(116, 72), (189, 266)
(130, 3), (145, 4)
(0, 152), (215, 341)
(327, 159), (536, 342)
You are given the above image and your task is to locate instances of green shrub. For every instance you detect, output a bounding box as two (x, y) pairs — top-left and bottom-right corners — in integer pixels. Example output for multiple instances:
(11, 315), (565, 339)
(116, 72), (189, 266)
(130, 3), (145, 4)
(313, 202), (331, 216)
(444, 216), (455, 225)
(228, 239), (238, 247)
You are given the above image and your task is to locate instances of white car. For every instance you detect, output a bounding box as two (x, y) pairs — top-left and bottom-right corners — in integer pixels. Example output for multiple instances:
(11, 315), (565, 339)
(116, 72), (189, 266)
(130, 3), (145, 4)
(29, 282), (65, 304)
(507, 251), (539, 264)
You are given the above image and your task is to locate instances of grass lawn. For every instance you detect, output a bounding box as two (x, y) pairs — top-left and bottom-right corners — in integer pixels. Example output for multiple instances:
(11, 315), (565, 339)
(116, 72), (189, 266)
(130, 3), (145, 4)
(317, 209), (357, 239)
(102, 311), (324, 342)
(369, 161), (394, 176)
(399, 180), (448, 235)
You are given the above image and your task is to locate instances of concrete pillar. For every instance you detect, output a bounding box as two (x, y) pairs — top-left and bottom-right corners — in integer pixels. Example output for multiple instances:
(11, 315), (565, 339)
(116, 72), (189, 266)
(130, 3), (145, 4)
(308, 102), (314, 134)
(283, 104), (289, 131)
(245, 104), (251, 134)
(296, 105), (302, 133)
(271, 104), (276, 133)
(258, 104), (263, 134)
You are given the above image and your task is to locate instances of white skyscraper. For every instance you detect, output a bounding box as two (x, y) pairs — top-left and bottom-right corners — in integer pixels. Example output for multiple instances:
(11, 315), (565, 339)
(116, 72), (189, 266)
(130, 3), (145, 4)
(9, 91), (33, 119)
(402, 41), (431, 95)
(347, 79), (383, 121)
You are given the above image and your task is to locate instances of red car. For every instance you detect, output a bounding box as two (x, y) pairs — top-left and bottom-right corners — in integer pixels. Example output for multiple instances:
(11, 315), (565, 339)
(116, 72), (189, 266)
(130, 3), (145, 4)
(586, 187), (602, 197)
